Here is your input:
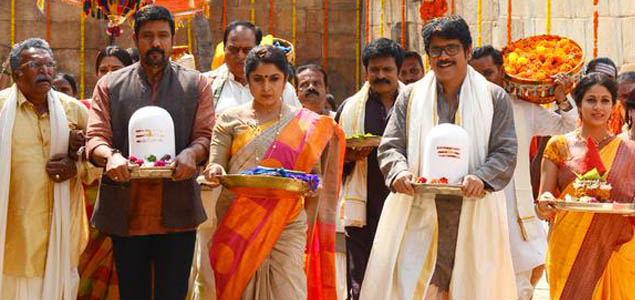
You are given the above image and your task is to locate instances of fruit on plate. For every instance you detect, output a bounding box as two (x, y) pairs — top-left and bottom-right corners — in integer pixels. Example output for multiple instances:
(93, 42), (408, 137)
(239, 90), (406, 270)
(346, 133), (378, 140)
(129, 154), (172, 167)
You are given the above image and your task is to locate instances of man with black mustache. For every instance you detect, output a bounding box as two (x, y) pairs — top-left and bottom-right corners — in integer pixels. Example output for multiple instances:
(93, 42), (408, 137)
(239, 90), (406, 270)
(296, 64), (332, 116)
(362, 16), (518, 299)
(335, 38), (406, 300)
(86, 6), (213, 299)
(0, 38), (100, 299)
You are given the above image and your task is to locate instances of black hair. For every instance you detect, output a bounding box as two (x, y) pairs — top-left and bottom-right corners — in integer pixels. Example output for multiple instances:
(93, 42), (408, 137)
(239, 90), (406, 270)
(296, 64), (328, 87)
(422, 16), (472, 55)
(585, 57), (617, 78)
(244, 45), (289, 80)
(223, 21), (263, 46)
(617, 71), (635, 84)
(572, 73), (618, 107)
(470, 45), (503, 67)
(626, 90), (635, 128)
(362, 38), (405, 71)
(54, 72), (78, 95)
(95, 46), (134, 73)
(403, 51), (424, 68)
(134, 5), (175, 38)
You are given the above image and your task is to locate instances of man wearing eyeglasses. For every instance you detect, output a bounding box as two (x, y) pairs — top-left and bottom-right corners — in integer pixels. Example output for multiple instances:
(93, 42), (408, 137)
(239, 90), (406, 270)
(205, 21), (300, 114)
(0, 38), (100, 299)
(361, 16), (518, 300)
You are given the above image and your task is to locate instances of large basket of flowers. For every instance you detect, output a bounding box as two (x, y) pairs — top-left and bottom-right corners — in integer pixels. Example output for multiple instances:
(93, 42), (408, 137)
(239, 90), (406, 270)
(502, 35), (585, 104)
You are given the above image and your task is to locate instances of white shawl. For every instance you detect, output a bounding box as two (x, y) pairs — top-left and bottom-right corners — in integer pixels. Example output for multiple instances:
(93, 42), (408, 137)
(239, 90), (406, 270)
(360, 67), (516, 300)
(0, 85), (76, 299)
(338, 81), (406, 228)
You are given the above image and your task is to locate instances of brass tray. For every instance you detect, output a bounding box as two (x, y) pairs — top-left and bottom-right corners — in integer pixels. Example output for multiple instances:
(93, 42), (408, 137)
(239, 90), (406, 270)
(414, 183), (464, 196)
(128, 165), (175, 179)
(346, 136), (381, 148)
(554, 201), (635, 215)
(197, 174), (309, 194)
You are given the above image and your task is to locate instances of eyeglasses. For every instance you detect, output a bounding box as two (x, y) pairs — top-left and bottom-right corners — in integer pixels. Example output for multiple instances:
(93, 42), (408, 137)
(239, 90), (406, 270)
(428, 44), (461, 58)
(226, 45), (253, 55)
(20, 60), (57, 71)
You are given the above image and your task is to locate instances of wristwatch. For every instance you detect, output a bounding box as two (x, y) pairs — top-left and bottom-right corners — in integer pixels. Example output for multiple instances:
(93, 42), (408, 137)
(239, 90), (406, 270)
(556, 98), (573, 112)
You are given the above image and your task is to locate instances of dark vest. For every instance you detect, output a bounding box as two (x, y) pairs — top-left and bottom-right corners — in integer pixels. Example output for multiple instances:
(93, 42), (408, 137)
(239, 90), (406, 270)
(92, 62), (207, 236)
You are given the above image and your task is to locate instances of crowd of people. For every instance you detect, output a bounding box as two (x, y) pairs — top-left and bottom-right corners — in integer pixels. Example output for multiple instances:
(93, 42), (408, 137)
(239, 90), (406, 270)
(0, 4), (634, 300)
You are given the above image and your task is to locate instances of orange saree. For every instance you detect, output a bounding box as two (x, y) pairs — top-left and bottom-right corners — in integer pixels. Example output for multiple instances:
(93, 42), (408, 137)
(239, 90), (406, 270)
(543, 135), (635, 300)
(208, 106), (344, 300)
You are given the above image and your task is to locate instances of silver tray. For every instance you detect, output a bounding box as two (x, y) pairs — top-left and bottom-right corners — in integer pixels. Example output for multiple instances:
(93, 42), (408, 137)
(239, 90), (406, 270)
(554, 201), (635, 215)
(346, 136), (381, 148)
(414, 183), (464, 196)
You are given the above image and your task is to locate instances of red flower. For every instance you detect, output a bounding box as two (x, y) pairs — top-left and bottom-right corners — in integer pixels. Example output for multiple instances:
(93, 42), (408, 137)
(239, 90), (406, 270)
(417, 177), (428, 184)
(420, 0), (449, 22)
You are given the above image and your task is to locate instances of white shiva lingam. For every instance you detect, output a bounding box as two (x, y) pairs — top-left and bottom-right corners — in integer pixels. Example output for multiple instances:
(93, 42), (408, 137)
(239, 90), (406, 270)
(128, 106), (175, 167)
(421, 123), (469, 184)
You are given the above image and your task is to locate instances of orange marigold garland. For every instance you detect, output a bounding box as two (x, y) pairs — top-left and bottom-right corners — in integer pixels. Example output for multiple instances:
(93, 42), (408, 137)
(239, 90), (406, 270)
(593, 0), (599, 58)
(420, 0), (448, 22)
(451, 0), (455, 14)
(356, 0), (361, 89)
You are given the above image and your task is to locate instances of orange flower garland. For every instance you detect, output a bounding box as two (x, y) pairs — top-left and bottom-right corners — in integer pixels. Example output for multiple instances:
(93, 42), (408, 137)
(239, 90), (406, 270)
(503, 36), (583, 81)
(451, 0), (455, 14)
(420, 0), (448, 22)
(365, 0), (370, 44)
(593, 0), (599, 58)
(324, 0), (329, 70)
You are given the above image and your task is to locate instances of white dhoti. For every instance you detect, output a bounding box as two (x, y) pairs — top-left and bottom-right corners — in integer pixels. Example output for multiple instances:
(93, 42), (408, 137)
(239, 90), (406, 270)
(360, 67), (517, 300)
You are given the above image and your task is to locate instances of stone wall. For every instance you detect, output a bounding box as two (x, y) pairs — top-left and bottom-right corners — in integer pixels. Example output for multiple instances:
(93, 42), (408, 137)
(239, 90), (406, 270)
(373, 0), (635, 69)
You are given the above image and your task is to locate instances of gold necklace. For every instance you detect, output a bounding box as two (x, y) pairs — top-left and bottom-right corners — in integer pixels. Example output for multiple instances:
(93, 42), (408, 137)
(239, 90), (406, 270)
(576, 130), (613, 147)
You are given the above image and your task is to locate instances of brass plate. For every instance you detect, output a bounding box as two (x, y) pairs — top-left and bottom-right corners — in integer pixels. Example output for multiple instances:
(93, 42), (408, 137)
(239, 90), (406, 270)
(554, 201), (635, 215)
(198, 174), (309, 194)
(346, 136), (381, 148)
(414, 183), (464, 196)
(129, 165), (174, 179)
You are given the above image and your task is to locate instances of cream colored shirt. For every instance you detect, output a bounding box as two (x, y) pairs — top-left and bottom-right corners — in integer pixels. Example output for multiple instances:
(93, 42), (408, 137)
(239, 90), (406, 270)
(0, 88), (98, 277)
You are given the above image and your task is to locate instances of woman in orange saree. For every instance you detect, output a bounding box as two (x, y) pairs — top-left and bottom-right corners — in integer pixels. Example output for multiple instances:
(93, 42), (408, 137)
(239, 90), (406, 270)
(203, 45), (344, 300)
(537, 73), (635, 300)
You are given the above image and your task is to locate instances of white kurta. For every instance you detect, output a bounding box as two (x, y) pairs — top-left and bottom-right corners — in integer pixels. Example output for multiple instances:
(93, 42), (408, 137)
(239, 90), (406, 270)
(505, 95), (577, 273)
(205, 64), (301, 114)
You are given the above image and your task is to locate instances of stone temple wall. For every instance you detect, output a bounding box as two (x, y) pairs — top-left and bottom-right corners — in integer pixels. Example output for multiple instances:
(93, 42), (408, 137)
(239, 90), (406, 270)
(373, 0), (634, 70)
(0, 0), (633, 101)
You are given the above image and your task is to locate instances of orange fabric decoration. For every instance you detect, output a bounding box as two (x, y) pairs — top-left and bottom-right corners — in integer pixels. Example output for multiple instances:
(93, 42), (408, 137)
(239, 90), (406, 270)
(269, 0), (275, 35)
(324, 0), (329, 70)
(420, 0), (448, 22)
